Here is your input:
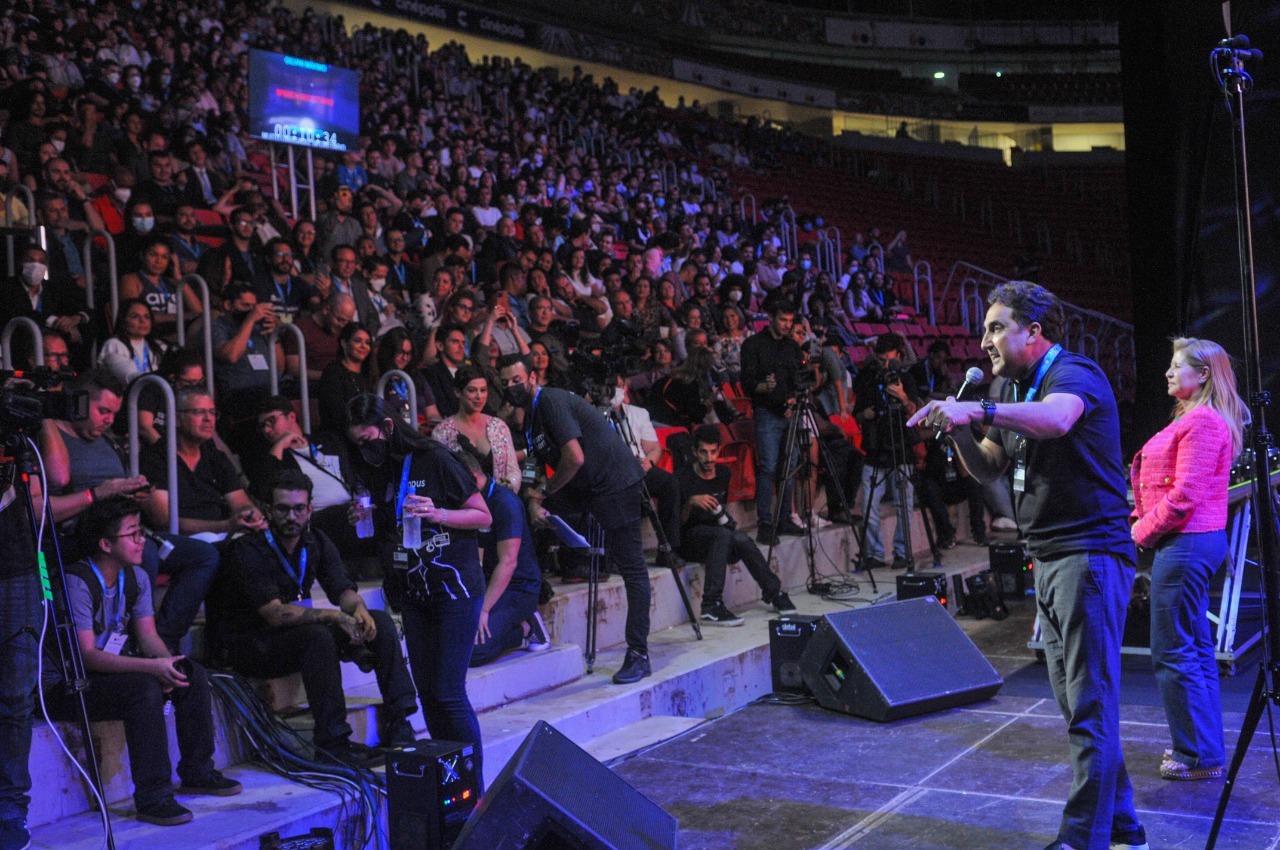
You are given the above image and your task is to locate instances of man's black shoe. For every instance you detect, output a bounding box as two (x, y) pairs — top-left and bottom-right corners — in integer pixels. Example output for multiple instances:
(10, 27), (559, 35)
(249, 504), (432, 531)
(135, 798), (193, 826)
(970, 531), (988, 546)
(938, 535), (957, 550)
(611, 650), (651, 684)
(381, 717), (417, 748)
(700, 600), (744, 627)
(859, 556), (887, 571)
(777, 519), (805, 536)
(177, 769), (243, 797)
(323, 738), (387, 768)
(770, 591), (798, 614)
(891, 556), (912, 571)
(756, 524), (779, 546)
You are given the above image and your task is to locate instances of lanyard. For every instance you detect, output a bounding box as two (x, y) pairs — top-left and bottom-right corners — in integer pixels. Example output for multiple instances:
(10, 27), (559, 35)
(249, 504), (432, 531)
(485, 478), (496, 500)
(391, 377), (408, 400)
(132, 341), (152, 373)
(396, 453), (414, 520)
(524, 387), (542, 454)
(1014, 344), (1062, 404)
(87, 559), (126, 633)
(264, 530), (308, 600)
(391, 262), (407, 286)
(274, 276), (292, 305)
(176, 235), (202, 257)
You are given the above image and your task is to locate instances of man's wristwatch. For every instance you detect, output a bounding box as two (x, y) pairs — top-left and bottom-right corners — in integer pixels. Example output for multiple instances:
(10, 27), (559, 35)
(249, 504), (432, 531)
(980, 399), (997, 426)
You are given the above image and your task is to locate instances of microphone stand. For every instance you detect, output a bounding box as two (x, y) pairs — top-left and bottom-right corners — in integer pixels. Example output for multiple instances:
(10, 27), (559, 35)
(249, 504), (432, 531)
(1205, 35), (1280, 850)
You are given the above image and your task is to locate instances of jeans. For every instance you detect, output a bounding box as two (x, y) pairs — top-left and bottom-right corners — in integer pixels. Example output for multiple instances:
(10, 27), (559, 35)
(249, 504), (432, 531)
(401, 595), (483, 780)
(1150, 530), (1227, 769)
(680, 524), (781, 605)
(1036, 551), (1142, 850)
(644, 466), (682, 552)
(140, 534), (220, 646)
(858, 463), (914, 561)
(753, 407), (797, 527)
(469, 589), (539, 667)
(0, 572), (41, 821)
(918, 471), (986, 542)
(45, 663), (216, 808)
(220, 609), (416, 747)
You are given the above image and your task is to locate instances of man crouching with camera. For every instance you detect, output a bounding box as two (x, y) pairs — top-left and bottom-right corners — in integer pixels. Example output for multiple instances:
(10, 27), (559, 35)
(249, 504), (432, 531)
(678, 425), (797, 625)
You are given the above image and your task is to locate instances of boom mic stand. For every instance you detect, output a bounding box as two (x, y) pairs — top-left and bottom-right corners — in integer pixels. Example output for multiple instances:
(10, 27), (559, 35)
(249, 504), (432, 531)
(7, 435), (116, 849)
(1206, 35), (1280, 850)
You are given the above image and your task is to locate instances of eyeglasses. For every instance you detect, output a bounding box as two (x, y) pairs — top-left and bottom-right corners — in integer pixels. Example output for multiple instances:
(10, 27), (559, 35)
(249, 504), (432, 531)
(108, 528), (146, 542)
(271, 503), (311, 517)
(179, 408), (218, 419)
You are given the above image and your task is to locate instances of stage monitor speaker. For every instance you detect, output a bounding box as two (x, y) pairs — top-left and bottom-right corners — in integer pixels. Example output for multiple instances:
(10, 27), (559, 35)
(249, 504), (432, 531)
(453, 720), (677, 850)
(387, 740), (480, 850)
(799, 596), (1003, 722)
(990, 541), (1034, 597)
(769, 614), (822, 695)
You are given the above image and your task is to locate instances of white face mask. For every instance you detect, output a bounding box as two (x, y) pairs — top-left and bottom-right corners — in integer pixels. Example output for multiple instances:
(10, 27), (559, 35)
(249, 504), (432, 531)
(21, 262), (47, 287)
(51, 139), (66, 153)
(107, 72), (121, 85)
(611, 387), (625, 407)
(368, 277), (387, 292)
(728, 290), (742, 302)
(132, 216), (155, 233)
(114, 186), (132, 204)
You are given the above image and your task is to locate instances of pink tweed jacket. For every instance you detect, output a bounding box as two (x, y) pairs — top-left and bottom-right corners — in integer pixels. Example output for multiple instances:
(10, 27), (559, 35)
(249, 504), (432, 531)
(432, 414), (521, 492)
(1130, 405), (1233, 548)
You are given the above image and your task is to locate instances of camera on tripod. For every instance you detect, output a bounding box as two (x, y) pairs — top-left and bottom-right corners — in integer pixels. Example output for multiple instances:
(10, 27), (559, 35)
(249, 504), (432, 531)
(0, 368), (86, 442)
(571, 346), (643, 403)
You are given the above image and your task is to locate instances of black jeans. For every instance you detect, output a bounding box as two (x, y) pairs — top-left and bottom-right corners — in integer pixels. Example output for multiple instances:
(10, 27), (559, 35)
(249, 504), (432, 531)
(0, 572), (42, 821)
(469, 588), (539, 667)
(45, 663), (216, 808)
(919, 470), (986, 541)
(680, 524), (781, 605)
(643, 466), (681, 552)
(219, 608), (416, 747)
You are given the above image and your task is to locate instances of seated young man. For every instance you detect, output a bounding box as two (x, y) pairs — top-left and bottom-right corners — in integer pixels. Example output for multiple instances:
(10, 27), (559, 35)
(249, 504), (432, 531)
(205, 470), (418, 767)
(42, 497), (241, 827)
(453, 451), (548, 667)
(677, 425), (797, 625)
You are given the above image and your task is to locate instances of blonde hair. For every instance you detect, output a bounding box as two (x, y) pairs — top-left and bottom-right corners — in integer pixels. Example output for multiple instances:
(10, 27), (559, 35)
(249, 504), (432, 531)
(1171, 337), (1246, 458)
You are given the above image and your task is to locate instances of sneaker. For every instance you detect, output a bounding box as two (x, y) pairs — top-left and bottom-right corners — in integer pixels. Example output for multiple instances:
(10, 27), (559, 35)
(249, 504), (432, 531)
(891, 556), (912, 571)
(777, 519), (806, 536)
(992, 517), (1018, 531)
(1160, 755), (1223, 781)
(322, 738), (387, 768)
(611, 649), (651, 684)
(1110, 825), (1150, 850)
(770, 591), (798, 614)
(700, 600), (744, 627)
(177, 770), (243, 797)
(136, 798), (193, 826)
(0, 817), (30, 850)
(756, 524), (779, 546)
(523, 612), (551, 652)
(970, 531), (988, 546)
(381, 718), (417, 748)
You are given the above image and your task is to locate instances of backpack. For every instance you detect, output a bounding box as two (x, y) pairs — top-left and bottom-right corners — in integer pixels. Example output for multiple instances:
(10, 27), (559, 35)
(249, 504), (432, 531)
(61, 561), (142, 636)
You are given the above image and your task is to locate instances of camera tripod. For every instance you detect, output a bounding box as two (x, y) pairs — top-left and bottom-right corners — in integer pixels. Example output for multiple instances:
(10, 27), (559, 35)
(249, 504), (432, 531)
(765, 387), (873, 595)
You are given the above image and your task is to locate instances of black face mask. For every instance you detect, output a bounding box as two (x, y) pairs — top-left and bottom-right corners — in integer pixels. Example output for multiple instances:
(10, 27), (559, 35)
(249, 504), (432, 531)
(503, 382), (532, 409)
(360, 437), (390, 467)
(232, 309), (254, 326)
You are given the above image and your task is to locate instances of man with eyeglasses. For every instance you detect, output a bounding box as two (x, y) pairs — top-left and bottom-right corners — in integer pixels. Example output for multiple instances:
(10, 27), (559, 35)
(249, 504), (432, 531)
(423, 323), (471, 418)
(206, 470), (418, 768)
(141, 387), (267, 543)
(40, 370), (221, 653)
(325, 245), (379, 333)
(42, 497), (241, 828)
(212, 207), (262, 283)
(253, 237), (314, 323)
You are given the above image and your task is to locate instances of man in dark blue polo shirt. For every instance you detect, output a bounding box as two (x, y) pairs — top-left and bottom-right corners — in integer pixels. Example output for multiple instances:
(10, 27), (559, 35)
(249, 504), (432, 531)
(910, 282), (1145, 850)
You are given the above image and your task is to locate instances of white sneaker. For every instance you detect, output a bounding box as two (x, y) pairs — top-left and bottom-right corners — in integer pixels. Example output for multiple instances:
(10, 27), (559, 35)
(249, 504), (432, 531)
(991, 517), (1018, 531)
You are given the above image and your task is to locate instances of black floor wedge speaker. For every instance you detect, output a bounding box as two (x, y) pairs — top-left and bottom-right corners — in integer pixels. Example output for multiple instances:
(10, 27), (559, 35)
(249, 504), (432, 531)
(799, 596), (1003, 722)
(453, 720), (678, 850)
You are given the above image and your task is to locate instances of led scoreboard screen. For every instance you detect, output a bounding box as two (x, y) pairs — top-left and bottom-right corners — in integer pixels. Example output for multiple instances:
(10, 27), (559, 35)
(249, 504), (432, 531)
(248, 49), (360, 152)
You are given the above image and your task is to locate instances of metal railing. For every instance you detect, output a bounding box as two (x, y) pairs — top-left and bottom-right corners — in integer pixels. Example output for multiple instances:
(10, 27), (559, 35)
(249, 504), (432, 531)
(3, 184), (36, 277)
(267, 323), (310, 434)
(82, 227), (118, 321)
(376, 369), (419, 428)
(127, 375), (178, 534)
(176, 274), (216, 400)
(815, 227), (841, 278)
(738, 193), (756, 224)
(911, 260), (934, 325)
(1, 317), (42, 368)
(778, 208), (798, 262)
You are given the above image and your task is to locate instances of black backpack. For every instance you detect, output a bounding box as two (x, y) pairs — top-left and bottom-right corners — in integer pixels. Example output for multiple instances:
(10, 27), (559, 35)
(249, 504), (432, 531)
(60, 561), (142, 636)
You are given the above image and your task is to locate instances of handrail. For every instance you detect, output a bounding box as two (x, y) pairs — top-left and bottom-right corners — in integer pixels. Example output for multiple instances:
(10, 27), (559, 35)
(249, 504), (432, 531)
(376, 369), (419, 428)
(81, 227), (118, 318)
(177, 274), (216, 400)
(127, 374), (178, 534)
(1063, 313), (1085, 351)
(738, 193), (756, 224)
(1, 317), (43, 368)
(3, 183), (36, 277)
(661, 161), (678, 194)
(267, 322), (310, 434)
(911, 260), (934, 325)
(1079, 332), (1099, 364)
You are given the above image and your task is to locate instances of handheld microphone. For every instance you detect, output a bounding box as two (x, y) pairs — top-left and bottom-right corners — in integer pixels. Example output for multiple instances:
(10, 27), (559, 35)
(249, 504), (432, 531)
(935, 366), (986, 442)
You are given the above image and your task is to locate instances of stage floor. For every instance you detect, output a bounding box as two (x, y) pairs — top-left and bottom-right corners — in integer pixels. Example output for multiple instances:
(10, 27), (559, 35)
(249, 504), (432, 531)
(610, 599), (1280, 850)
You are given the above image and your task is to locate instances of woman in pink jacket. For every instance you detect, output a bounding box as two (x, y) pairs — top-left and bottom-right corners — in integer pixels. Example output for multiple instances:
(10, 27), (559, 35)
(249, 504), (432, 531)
(1131, 337), (1245, 781)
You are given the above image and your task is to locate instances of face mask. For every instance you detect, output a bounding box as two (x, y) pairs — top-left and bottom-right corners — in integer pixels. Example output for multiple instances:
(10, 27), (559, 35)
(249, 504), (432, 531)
(107, 72), (121, 85)
(161, 74), (172, 86)
(728, 290), (742, 302)
(655, 197), (665, 208)
(51, 139), (66, 153)
(611, 387), (625, 407)
(369, 277), (387, 292)
(126, 76), (142, 90)
(132, 216), (155, 233)
(359, 437), (389, 467)
(114, 187), (132, 204)
(503, 382), (532, 409)
(21, 262), (47, 287)
(801, 259), (812, 271)
(505, 210), (518, 220)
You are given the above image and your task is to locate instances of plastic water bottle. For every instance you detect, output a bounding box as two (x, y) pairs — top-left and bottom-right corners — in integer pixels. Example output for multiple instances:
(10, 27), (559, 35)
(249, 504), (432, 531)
(402, 514), (423, 549)
(355, 486), (374, 539)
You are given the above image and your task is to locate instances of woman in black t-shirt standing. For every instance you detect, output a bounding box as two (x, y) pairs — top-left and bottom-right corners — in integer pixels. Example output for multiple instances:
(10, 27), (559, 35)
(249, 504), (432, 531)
(343, 394), (492, 776)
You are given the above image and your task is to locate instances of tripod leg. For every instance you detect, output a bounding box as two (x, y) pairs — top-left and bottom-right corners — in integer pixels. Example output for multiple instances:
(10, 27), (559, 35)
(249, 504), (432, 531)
(1205, 663), (1267, 850)
(815, 433), (875, 592)
(638, 483), (701, 639)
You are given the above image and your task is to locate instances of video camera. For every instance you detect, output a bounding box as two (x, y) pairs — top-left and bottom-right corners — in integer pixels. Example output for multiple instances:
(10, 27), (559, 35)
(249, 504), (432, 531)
(0, 368), (86, 439)
(570, 345), (644, 403)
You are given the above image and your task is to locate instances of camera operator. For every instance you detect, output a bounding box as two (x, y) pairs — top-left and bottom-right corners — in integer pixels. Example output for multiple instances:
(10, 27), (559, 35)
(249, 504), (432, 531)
(852, 333), (921, 570)
(496, 354), (653, 685)
(739, 298), (806, 545)
(679, 425), (796, 626)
